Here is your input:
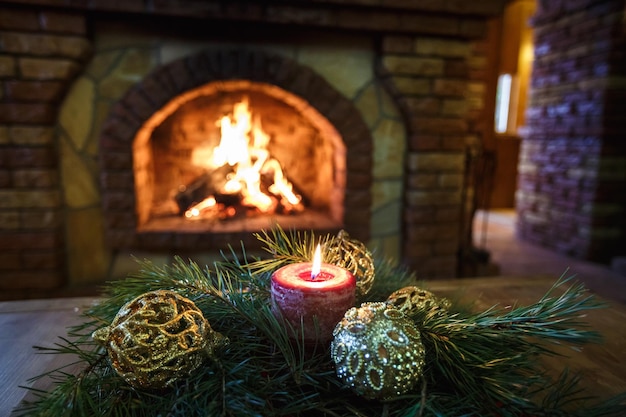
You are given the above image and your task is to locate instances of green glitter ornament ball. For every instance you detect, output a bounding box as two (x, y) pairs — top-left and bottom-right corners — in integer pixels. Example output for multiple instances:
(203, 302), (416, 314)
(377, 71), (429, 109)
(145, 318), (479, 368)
(330, 302), (426, 400)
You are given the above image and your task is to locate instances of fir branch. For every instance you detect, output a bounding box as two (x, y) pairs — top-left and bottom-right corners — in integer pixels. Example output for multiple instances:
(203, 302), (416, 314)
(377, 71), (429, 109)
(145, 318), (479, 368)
(249, 226), (324, 274)
(15, 230), (626, 417)
(417, 275), (609, 415)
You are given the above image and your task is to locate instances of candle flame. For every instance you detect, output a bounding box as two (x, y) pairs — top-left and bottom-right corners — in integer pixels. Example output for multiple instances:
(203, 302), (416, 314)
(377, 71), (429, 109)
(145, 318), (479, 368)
(311, 244), (322, 280)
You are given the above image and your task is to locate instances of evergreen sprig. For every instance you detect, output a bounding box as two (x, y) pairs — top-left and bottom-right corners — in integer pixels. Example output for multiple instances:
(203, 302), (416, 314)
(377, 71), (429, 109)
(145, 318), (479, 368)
(15, 228), (626, 417)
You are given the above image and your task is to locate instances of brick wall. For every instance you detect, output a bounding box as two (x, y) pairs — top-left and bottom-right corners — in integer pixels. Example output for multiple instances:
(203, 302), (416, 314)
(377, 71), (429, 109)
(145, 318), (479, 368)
(0, 5), (90, 296)
(378, 36), (487, 278)
(0, 0), (507, 298)
(518, 0), (626, 262)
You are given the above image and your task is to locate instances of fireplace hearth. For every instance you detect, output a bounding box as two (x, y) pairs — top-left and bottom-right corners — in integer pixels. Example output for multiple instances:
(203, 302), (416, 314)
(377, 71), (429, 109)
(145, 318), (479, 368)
(0, 0), (509, 297)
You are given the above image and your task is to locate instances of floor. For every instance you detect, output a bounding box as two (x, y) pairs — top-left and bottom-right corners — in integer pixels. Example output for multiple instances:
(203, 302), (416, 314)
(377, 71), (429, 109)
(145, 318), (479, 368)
(473, 209), (626, 305)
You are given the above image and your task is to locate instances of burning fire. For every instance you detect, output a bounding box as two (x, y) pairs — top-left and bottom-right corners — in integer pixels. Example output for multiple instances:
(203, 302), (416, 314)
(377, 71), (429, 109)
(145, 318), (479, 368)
(184, 97), (303, 219)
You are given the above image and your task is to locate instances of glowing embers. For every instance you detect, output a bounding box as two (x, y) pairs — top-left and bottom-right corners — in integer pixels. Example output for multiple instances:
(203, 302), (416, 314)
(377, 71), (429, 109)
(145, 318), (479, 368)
(178, 97), (304, 221)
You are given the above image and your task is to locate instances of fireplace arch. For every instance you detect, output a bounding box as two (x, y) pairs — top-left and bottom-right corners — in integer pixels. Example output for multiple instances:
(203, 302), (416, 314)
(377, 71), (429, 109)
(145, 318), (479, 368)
(99, 48), (372, 250)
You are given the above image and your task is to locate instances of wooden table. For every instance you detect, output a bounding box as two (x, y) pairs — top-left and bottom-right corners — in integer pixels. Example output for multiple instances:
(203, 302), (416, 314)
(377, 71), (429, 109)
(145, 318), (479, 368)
(1, 276), (625, 415)
(0, 296), (99, 416)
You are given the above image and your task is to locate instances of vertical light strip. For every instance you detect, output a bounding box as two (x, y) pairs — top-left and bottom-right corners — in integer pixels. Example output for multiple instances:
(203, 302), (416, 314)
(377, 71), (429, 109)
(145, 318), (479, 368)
(495, 73), (512, 133)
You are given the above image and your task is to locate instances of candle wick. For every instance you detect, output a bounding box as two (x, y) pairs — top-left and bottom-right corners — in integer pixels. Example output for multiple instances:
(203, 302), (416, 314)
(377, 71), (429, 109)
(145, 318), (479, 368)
(310, 271), (318, 281)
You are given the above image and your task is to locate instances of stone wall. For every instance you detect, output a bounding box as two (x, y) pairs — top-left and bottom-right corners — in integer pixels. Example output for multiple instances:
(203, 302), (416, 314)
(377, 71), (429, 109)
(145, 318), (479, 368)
(0, 6), (90, 296)
(0, 0), (507, 299)
(518, 0), (626, 262)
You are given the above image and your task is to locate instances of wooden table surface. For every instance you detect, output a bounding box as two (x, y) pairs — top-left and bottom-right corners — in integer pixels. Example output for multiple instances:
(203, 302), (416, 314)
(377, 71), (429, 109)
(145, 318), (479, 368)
(1, 276), (625, 415)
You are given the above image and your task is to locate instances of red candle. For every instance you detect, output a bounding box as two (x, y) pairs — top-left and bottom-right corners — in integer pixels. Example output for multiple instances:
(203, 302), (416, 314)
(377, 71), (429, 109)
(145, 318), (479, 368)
(270, 245), (356, 343)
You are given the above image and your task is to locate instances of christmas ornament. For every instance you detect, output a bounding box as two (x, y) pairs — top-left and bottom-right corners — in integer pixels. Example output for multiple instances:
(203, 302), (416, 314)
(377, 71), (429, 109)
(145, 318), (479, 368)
(325, 230), (375, 297)
(386, 286), (451, 316)
(331, 302), (426, 400)
(92, 290), (226, 389)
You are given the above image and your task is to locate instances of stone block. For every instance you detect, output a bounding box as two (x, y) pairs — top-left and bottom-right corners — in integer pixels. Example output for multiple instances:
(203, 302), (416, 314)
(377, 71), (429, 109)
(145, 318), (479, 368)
(407, 173), (438, 189)
(60, 77), (94, 150)
(0, 231), (61, 250)
(22, 250), (64, 269)
(371, 200), (401, 235)
(0, 8), (39, 30)
(406, 190), (462, 206)
(343, 189), (371, 208)
(404, 207), (437, 224)
(12, 169), (58, 187)
(409, 116), (468, 134)
(105, 229), (137, 248)
(0, 32), (91, 59)
(408, 134), (440, 151)
(65, 207), (110, 284)
(458, 19), (487, 38)
(381, 56), (444, 77)
(434, 240), (459, 255)
(102, 191), (135, 210)
(415, 38), (471, 57)
(5, 80), (65, 102)
(7, 146), (56, 168)
(0, 55), (16, 77)
(345, 152), (372, 174)
(20, 209), (62, 229)
(436, 206), (461, 222)
(0, 270), (64, 290)
(0, 251), (20, 269)
(0, 103), (56, 124)
(441, 99), (467, 116)
(19, 57), (80, 80)
(439, 173), (464, 188)
(433, 78), (467, 97)
(381, 35), (415, 54)
(407, 152), (465, 172)
(0, 126), (8, 145)
(345, 172), (372, 188)
(0, 169), (9, 186)
(445, 59), (470, 78)
(40, 11), (87, 34)
(402, 97), (441, 115)
(0, 211), (19, 229)
(8, 126), (55, 145)
(441, 135), (465, 150)
(388, 76), (431, 96)
(399, 14), (460, 36)
(403, 241), (433, 257)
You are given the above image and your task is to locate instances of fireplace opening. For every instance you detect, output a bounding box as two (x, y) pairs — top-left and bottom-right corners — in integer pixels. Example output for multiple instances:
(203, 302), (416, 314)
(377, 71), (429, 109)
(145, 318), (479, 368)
(133, 80), (345, 234)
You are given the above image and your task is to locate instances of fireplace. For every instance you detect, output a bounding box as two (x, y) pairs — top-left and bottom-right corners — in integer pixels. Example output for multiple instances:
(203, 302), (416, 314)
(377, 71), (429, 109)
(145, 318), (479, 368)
(137, 79), (343, 227)
(142, 87), (338, 226)
(100, 47), (370, 251)
(0, 0), (509, 297)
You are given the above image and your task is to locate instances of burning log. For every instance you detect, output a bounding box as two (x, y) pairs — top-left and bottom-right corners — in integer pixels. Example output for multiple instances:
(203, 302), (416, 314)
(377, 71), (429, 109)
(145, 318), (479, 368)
(176, 96), (305, 221)
(174, 165), (232, 215)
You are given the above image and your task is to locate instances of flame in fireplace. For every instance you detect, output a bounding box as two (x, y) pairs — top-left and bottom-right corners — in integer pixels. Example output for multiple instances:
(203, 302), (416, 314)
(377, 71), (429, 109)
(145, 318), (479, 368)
(185, 97), (302, 218)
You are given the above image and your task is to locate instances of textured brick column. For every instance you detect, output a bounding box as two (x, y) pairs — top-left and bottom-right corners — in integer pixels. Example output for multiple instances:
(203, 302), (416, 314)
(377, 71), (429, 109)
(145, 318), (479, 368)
(379, 35), (479, 278)
(0, 6), (91, 296)
(519, 0), (626, 262)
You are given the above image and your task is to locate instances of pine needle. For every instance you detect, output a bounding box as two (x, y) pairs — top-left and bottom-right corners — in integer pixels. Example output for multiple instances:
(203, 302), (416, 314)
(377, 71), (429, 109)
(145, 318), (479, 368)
(14, 229), (626, 417)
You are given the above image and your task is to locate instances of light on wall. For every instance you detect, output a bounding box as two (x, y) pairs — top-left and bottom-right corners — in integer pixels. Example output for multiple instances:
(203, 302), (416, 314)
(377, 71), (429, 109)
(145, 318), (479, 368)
(494, 73), (519, 133)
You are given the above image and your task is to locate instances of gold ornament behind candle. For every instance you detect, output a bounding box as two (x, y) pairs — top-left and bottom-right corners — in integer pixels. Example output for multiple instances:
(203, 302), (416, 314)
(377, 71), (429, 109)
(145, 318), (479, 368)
(325, 230), (375, 297)
(386, 286), (451, 316)
(92, 290), (226, 390)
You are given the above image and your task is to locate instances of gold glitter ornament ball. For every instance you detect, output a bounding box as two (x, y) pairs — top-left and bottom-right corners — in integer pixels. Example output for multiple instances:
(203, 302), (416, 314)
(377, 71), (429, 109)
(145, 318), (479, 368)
(92, 290), (226, 390)
(325, 230), (375, 297)
(386, 286), (451, 316)
(331, 302), (426, 400)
